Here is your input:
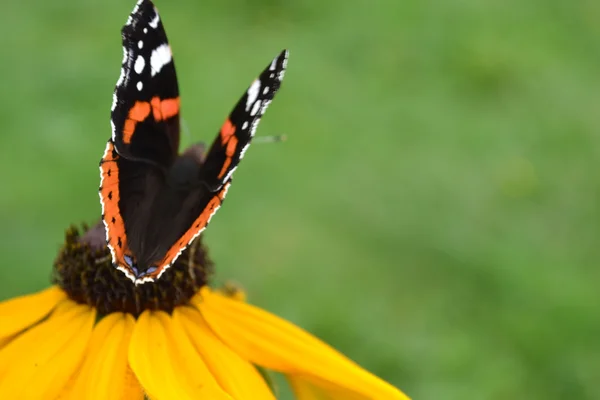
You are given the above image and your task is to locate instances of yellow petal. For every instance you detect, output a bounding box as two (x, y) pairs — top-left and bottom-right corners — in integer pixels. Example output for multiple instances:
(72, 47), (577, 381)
(0, 299), (96, 399)
(174, 306), (275, 400)
(197, 288), (409, 400)
(128, 310), (232, 400)
(0, 286), (66, 341)
(288, 375), (377, 400)
(55, 373), (77, 400)
(68, 312), (144, 400)
(0, 336), (13, 350)
(122, 366), (145, 399)
(0, 300), (77, 377)
(289, 375), (322, 400)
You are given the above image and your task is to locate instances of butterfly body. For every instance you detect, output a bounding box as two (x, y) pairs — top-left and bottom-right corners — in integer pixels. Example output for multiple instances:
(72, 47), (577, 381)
(99, 0), (288, 284)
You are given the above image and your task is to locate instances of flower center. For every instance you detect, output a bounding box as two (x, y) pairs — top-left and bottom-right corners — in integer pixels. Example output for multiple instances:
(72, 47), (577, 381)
(53, 223), (212, 317)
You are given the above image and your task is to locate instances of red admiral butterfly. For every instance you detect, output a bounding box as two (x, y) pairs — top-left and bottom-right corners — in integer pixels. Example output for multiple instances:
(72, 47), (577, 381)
(99, 0), (288, 284)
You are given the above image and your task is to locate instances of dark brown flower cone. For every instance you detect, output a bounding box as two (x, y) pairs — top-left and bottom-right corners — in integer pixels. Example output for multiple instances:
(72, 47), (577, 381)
(53, 222), (213, 317)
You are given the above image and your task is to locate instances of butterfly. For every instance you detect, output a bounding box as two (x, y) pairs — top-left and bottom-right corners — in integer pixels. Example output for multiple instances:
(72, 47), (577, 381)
(99, 0), (288, 284)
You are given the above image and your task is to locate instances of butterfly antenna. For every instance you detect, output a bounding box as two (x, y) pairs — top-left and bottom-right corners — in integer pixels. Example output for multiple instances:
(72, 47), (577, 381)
(253, 134), (287, 144)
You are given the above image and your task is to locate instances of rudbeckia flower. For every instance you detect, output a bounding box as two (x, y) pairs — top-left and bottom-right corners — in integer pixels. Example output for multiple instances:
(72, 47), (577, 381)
(0, 223), (409, 399)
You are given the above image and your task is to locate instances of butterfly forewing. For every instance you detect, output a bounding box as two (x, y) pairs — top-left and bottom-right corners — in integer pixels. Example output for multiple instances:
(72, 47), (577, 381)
(200, 50), (289, 191)
(111, 0), (180, 166)
(154, 50), (289, 278)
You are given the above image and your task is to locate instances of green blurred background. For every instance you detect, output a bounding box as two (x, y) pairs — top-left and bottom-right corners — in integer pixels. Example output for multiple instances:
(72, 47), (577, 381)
(1, 0), (599, 398)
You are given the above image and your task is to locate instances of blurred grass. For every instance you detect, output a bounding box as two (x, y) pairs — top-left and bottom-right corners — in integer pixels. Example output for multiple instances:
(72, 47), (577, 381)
(1, 0), (600, 398)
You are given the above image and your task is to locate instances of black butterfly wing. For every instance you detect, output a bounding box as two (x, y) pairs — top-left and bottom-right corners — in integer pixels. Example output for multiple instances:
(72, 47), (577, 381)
(153, 51), (290, 275)
(199, 50), (289, 190)
(110, 0), (180, 167)
(100, 0), (180, 282)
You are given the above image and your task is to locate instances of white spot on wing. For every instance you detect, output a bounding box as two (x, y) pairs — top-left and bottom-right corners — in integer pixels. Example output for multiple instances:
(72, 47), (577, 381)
(134, 55), (145, 74)
(221, 182), (231, 198)
(118, 266), (137, 283)
(239, 143), (250, 159)
(263, 86), (269, 95)
(278, 51), (289, 81)
(149, 12), (160, 29)
(116, 70), (125, 87)
(283, 51), (289, 68)
(246, 79), (260, 111)
(138, 40), (144, 49)
(242, 121), (248, 130)
(110, 120), (117, 141)
(260, 99), (272, 115)
(133, 0), (142, 14)
(223, 166), (238, 183)
(116, 48), (128, 87)
(125, 0), (143, 26)
(111, 93), (118, 111)
(250, 100), (262, 116)
(249, 120), (259, 137)
(137, 81), (143, 91)
(150, 44), (172, 77)
(135, 274), (158, 285)
(121, 46), (128, 64)
(143, 27), (148, 34)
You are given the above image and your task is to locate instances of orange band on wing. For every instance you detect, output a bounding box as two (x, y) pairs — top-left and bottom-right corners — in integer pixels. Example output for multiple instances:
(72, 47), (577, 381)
(220, 119), (236, 144)
(99, 141), (129, 270)
(121, 97), (179, 144)
(217, 159), (231, 179)
(122, 101), (151, 144)
(217, 135), (239, 179)
(151, 96), (180, 121)
(225, 136), (238, 156)
(151, 182), (231, 280)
